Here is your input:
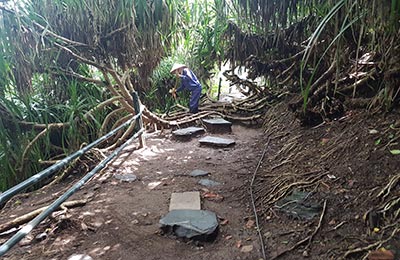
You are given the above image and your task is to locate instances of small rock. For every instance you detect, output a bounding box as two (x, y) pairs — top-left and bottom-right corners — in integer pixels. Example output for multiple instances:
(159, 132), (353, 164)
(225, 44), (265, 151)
(198, 179), (221, 187)
(68, 254), (93, 260)
(302, 250), (309, 257)
(190, 169), (209, 177)
(35, 232), (48, 241)
(369, 129), (379, 134)
(114, 173), (137, 182)
(240, 245), (254, 253)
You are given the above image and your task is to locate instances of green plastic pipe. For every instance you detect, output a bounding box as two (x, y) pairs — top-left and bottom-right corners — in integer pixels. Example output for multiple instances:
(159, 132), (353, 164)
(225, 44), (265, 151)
(0, 113), (139, 205)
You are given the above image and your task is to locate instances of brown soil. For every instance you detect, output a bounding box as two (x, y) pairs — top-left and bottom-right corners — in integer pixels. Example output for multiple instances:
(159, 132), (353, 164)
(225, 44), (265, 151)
(1, 102), (399, 260)
(0, 124), (264, 260)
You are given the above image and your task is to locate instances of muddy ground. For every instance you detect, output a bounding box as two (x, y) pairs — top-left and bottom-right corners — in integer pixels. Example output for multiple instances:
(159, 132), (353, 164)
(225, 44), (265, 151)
(0, 101), (399, 260)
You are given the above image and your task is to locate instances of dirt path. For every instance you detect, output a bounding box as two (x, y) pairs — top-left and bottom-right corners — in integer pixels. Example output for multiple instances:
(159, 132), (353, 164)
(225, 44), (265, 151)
(1, 124), (265, 260)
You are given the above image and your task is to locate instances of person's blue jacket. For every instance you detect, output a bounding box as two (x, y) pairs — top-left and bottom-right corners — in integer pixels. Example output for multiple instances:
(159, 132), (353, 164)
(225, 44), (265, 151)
(176, 68), (202, 113)
(176, 68), (202, 92)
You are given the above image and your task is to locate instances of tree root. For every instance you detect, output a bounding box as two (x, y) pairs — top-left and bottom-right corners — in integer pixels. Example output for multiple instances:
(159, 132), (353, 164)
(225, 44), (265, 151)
(99, 108), (125, 136)
(377, 174), (400, 200)
(343, 227), (399, 259)
(142, 105), (263, 129)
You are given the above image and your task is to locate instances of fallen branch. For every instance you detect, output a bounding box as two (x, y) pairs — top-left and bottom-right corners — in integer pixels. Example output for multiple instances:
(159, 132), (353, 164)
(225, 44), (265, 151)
(0, 200), (87, 234)
(19, 123), (68, 174)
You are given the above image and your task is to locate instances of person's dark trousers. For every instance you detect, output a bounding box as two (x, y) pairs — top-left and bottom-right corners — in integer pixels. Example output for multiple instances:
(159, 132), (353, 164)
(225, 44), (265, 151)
(189, 87), (202, 113)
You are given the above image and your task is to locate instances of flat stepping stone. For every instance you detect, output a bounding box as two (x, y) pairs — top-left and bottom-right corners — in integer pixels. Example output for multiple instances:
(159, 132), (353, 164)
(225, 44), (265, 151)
(202, 118), (232, 133)
(199, 136), (235, 147)
(275, 190), (322, 220)
(169, 191), (201, 211)
(160, 209), (219, 241)
(114, 173), (137, 182)
(189, 169), (209, 177)
(172, 127), (205, 139)
(198, 179), (221, 187)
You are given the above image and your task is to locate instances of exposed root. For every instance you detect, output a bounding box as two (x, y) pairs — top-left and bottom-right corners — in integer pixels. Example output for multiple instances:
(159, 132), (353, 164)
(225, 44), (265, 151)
(343, 227), (400, 259)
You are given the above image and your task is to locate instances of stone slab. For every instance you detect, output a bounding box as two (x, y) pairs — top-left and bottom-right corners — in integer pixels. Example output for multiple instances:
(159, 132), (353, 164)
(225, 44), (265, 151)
(114, 173), (137, 182)
(202, 118), (232, 133)
(189, 169), (209, 177)
(199, 136), (235, 147)
(275, 190), (322, 220)
(202, 118), (232, 126)
(198, 179), (221, 187)
(159, 209), (219, 241)
(169, 191), (201, 211)
(172, 127), (205, 137)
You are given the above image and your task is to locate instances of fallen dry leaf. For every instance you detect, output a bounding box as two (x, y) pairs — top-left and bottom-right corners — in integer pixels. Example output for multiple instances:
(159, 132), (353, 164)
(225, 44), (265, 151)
(328, 219), (336, 225)
(81, 222), (88, 231)
(245, 219), (255, 229)
(220, 219), (229, 225)
(367, 249), (394, 260)
(240, 245), (254, 253)
(202, 191), (224, 201)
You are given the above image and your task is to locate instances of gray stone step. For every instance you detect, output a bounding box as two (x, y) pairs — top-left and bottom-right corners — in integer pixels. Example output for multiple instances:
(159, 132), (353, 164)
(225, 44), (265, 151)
(202, 118), (232, 133)
(169, 191), (201, 211)
(159, 209), (219, 241)
(114, 173), (137, 182)
(172, 127), (205, 139)
(189, 169), (209, 177)
(198, 179), (221, 187)
(199, 136), (235, 147)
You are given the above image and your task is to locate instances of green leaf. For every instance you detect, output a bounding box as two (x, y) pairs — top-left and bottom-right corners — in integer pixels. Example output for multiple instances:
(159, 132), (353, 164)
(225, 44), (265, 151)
(390, 150), (400, 155)
(374, 139), (381, 145)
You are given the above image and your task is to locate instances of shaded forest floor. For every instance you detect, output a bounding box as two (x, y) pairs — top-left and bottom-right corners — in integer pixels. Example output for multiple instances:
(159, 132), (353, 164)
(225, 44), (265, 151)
(1, 100), (399, 259)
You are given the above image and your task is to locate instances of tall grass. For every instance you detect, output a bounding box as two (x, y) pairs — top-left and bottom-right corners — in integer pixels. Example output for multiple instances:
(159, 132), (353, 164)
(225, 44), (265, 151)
(0, 69), (107, 191)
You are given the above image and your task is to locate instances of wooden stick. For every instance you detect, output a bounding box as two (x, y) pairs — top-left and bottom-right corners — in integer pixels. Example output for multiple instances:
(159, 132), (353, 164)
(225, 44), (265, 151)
(0, 200), (87, 234)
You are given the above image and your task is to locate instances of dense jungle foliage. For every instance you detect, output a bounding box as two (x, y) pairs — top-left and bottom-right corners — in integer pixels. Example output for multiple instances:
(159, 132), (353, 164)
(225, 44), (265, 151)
(0, 0), (399, 191)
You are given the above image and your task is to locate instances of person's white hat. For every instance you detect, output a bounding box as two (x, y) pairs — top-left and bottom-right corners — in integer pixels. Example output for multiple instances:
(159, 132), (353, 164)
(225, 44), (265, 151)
(170, 63), (187, 73)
